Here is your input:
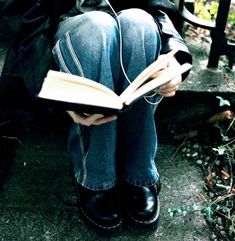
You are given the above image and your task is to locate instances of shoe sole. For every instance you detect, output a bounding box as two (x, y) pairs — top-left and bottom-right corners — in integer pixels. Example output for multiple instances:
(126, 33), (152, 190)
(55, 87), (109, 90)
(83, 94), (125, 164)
(74, 182), (123, 236)
(125, 195), (160, 230)
(79, 204), (124, 236)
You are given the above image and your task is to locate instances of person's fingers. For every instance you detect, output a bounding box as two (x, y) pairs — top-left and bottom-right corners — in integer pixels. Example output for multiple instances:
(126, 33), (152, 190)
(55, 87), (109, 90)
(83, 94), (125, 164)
(79, 113), (104, 126)
(159, 75), (182, 90)
(66, 111), (117, 126)
(159, 84), (179, 95)
(66, 111), (86, 124)
(67, 111), (101, 126)
(158, 74), (181, 97)
(93, 115), (117, 125)
(150, 54), (183, 96)
(151, 68), (167, 79)
(160, 90), (176, 97)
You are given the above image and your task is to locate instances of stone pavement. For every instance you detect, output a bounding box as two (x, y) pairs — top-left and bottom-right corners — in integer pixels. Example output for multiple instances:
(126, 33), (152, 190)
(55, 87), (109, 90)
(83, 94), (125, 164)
(0, 37), (234, 240)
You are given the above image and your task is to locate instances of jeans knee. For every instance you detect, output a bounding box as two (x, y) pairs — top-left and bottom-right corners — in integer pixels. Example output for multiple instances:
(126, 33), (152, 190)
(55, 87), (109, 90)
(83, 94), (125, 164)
(84, 11), (118, 37)
(118, 9), (161, 52)
(77, 11), (119, 51)
(118, 9), (160, 42)
(119, 9), (155, 29)
(61, 11), (119, 56)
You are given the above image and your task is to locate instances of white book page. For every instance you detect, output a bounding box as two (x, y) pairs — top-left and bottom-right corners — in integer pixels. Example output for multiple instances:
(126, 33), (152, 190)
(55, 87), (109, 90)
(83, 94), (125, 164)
(38, 77), (123, 109)
(46, 70), (119, 98)
(119, 49), (179, 102)
(124, 63), (192, 106)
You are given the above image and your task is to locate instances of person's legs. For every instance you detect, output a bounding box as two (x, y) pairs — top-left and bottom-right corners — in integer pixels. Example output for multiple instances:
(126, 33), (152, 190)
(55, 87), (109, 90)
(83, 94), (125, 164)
(53, 11), (121, 191)
(116, 8), (162, 228)
(53, 9), (161, 190)
(53, 11), (123, 234)
(118, 99), (161, 229)
(52, 8), (162, 234)
(117, 8), (161, 186)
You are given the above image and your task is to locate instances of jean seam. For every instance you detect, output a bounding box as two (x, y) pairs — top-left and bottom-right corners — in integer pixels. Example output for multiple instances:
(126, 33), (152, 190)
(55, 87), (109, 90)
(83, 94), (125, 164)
(77, 125), (88, 186)
(65, 32), (85, 77)
(53, 41), (72, 74)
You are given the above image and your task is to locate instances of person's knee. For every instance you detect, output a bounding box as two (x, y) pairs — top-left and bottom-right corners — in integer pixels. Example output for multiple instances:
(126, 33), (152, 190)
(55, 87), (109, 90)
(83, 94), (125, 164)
(84, 11), (118, 35)
(118, 8), (155, 28)
(64, 11), (118, 52)
(118, 8), (160, 49)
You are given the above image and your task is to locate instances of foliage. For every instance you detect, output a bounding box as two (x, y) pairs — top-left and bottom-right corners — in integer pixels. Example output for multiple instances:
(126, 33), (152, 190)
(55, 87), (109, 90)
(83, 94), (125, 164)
(194, 0), (219, 21)
(168, 96), (235, 241)
(198, 97), (235, 240)
(194, 0), (235, 24)
(193, 0), (235, 42)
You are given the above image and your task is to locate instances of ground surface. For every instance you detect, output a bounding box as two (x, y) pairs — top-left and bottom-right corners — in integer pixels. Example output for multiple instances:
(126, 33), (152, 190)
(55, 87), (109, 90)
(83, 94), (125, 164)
(0, 110), (211, 241)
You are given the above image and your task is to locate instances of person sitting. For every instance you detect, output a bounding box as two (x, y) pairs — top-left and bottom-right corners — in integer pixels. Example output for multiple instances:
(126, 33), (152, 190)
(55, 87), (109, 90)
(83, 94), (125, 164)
(0, 0), (192, 236)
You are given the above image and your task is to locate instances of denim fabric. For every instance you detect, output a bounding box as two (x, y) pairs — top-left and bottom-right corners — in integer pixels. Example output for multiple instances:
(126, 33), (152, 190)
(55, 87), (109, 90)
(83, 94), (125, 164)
(53, 9), (162, 191)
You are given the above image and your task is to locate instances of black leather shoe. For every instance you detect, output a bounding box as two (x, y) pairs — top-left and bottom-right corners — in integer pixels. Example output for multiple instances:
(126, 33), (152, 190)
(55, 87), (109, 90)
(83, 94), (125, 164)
(122, 181), (161, 229)
(77, 184), (123, 236)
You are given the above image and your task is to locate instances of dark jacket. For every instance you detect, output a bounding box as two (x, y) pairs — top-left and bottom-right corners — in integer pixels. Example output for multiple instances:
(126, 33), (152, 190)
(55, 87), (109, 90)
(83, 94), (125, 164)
(0, 0), (192, 112)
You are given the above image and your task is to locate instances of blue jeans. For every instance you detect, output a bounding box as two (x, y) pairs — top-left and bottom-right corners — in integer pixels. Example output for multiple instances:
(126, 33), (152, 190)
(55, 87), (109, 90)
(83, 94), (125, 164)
(53, 9), (162, 191)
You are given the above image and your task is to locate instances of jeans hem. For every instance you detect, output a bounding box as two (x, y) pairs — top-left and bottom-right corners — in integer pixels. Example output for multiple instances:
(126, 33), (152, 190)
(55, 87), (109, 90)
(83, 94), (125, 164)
(75, 173), (117, 191)
(122, 175), (160, 187)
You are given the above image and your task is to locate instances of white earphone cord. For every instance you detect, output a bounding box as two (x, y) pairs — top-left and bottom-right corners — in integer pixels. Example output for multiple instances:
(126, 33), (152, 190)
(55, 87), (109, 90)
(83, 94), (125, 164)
(105, 0), (131, 84)
(105, 0), (163, 105)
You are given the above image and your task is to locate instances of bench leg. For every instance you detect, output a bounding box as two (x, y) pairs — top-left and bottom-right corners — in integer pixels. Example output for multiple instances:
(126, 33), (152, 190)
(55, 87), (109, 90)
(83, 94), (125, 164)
(207, 0), (231, 68)
(207, 30), (227, 68)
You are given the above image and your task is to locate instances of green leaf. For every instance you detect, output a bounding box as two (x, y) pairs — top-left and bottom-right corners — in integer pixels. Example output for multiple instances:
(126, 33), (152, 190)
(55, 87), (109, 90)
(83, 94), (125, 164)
(209, 2), (219, 16)
(169, 211), (174, 218)
(202, 206), (214, 219)
(211, 203), (220, 211)
(212, 146), (226, 155)
(192, 203), (201, 211)
(199, 8), (212, 20)
(220, 206), (231, 214)
(195, 2), (205, 14)
(216, 96), (231, 107)
(182, 210), (187, 216)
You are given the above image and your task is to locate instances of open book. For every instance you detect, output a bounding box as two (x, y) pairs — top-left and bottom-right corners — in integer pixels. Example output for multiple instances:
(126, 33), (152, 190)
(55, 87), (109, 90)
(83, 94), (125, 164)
(38, 50), (192, 115)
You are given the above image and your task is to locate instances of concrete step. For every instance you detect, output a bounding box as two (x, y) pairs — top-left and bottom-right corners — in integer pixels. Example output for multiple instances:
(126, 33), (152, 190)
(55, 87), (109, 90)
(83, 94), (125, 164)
(180, 40), (235, 94)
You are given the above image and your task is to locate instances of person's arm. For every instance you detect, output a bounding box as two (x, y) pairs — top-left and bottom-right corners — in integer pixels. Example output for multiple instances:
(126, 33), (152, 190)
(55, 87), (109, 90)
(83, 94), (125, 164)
(153, 10), (192, 80)
(149, 7), (192, 96)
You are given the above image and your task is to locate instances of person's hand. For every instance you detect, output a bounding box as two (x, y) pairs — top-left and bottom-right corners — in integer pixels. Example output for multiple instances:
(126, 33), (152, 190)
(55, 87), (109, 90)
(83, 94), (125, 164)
(152, 55), (182, 97)
(67, 111), (117, 126)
